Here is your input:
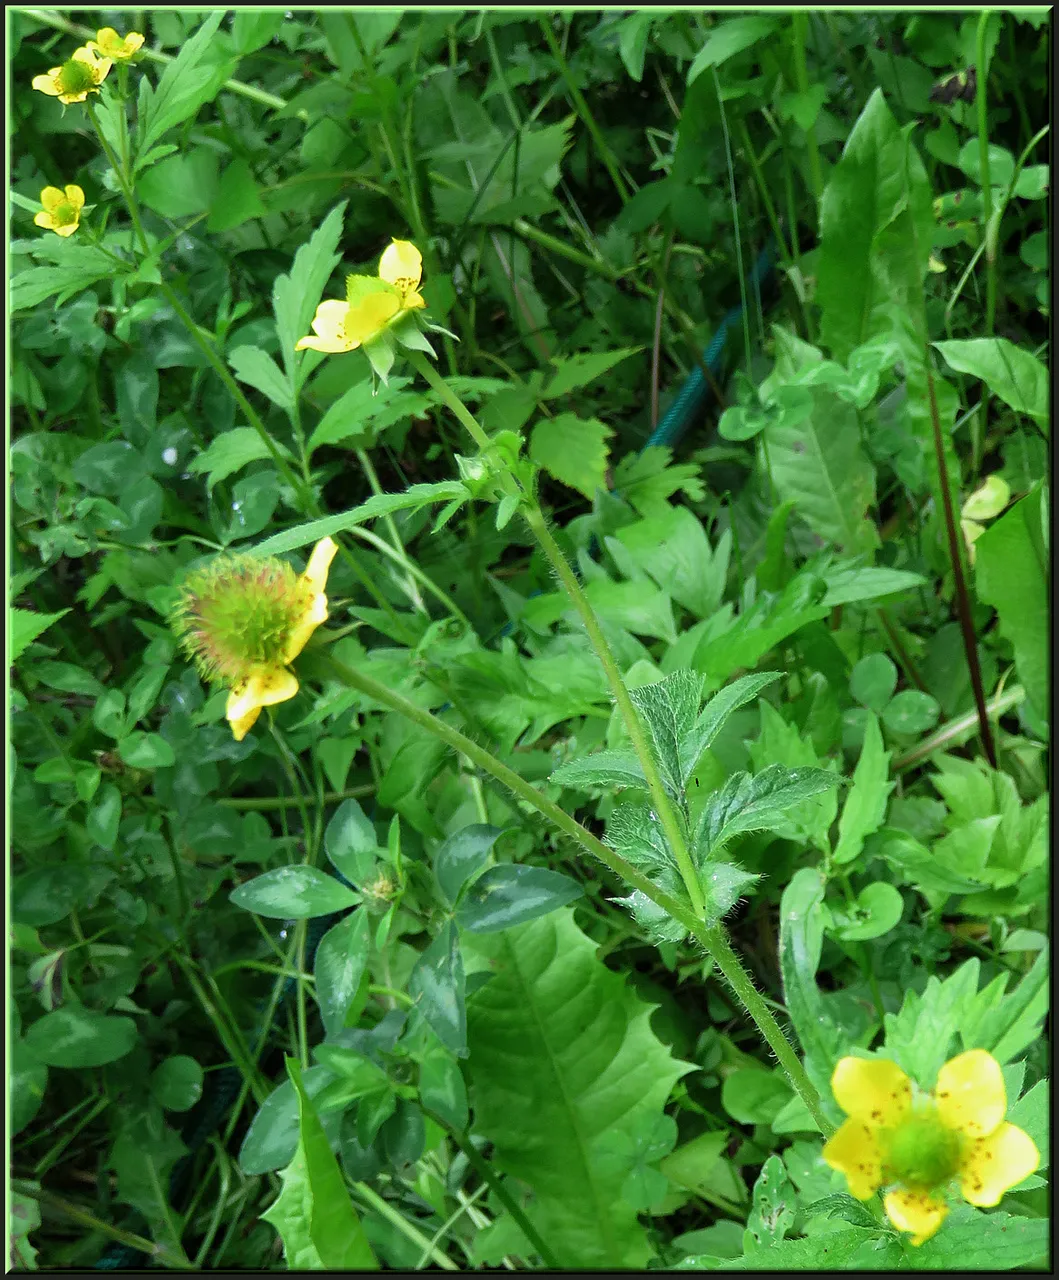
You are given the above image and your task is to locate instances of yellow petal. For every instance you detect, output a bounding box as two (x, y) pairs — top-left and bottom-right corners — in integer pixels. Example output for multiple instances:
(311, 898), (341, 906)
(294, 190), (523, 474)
(301, 537), (338, 597)
(33, 211), (55, 230)
(32, 73), (63, 96)
(295, 333), (355, 353)
(822, 1117), (884, 1200)
(226, 667), (299, 739)
(64, 184), (86, 209)
(959, 1122), (1039, 1207)
(935, 1049), (1006, 1138)
(378, 239), (423, 293)
(403, 289), (426, 311)
(124, 32), (146, 54)
(831, 1056), (913, 1127)
(282, 592), (329, 664)
(228, 702), (262, 742)
(883, 1188), (949, 1246)
(40, 186), (66, 210)
(344, 290), (400, 344)
(53, 222), (79, 238)
(296, 299), (355, 353)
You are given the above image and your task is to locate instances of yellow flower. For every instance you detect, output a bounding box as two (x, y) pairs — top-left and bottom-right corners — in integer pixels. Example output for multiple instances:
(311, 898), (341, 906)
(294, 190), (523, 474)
(823, 1050), (1039, 1246)
(295, 239), (426, 355)
(88, 28), (145, 61)
(32, 45), (112, 104)
(171, 537), (339, 742)
(34, 184), (85, 238)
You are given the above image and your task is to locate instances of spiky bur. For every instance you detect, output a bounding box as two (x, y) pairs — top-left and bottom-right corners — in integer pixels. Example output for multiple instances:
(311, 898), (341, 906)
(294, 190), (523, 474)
(170, 554), (314, 688)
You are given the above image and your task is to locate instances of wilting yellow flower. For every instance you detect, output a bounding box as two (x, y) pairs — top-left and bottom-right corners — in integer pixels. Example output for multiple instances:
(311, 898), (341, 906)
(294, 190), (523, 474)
(823, 1050), (1038, 1246)
(171, 537), (338, 741)
(88, 28), (145, 61)
(295, 239), (426, 355)
(32, 45), (112, 104)
(961, 474), (1011, 566)
(34, 184), (85, 238)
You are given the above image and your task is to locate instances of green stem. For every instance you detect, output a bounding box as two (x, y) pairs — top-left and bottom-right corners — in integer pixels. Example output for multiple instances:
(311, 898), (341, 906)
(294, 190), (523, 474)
(319, 652), (830, 1134)
(975, 10), (997, 474)
(893, 684), (1023, 771)
(791, 14), (825, 222)
(422, 1106), (560, 1268)
(217, 785), (374, 811)
(351, 1181), (458, 1271)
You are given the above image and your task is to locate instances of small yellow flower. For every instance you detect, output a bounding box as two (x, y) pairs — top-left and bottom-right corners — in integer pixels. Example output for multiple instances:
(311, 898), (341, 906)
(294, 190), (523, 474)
(88, 28), (145, 61)
(823, 1050), (1039, 1246)
(34, 184), (85, 238)
(32, 45), (112, 104)
(295, 239), (426, 355)
(171, 537), (338, 742)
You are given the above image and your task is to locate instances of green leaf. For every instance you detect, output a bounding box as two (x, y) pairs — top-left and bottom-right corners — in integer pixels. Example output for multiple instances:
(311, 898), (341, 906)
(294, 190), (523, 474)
(530, 412), (613, 499)
(11, 1040), (48, 1135)
(208, 156), (267, 232)
(684, 1226), (890, 1269)
(628, 669), (703, 795)
(10, 608), (70, 663)
(251, 482), (470, 558)
(24, 1008), (137, 1068)
(882, 690), (940, 735)
(418, 1042), (469, 1131)
(542, 347), (644, 399)
(836, 882), (904, 941)
(137, 11), (230, 159)
(151, 1055), (204, 1112)
(681, 671), (783, 784)
(273, 201), (348, 385)
(239, 1065), (342, 1175)
(551, 749), (648, 794)
(117, 732), (176, 770)
(974, 484), (1048, 723)
(908, 1209), (1048, 1270)
(960, 947), (1048, 1065)
(187, 427), (289, 490)
(466, 909), (692, 1266)
(884, 959), (982, 1086)
(935, 338), (1048, 430)
(584, 578), (676, 644)
(229, 345), (294, 412)
(766, 390), (878, 555)
(433, 824), (506, 907)
(849, 653), (898, 712)
(324, 798), (379, 888)
(409, 920), (466, 1057)
(230, 867), (360, 919)
(617, 12), (654, 81)
(722, 1070), (793, 1126)
(314, 909), (371, 1038)
(109, 1115), (187, 1256)
(613, 506), (730, 619)
(11, 245), (130, 312)
(833, 713), (893, 865)
(261, 1058), (378, 1269)
(307, 376), (429, 454)
(744, 1155), (796, 1248)
(695, 764), (841, 859)
(455, 865), (583, 933)
(688, 15), (778, 84)
(231, 11), (286, 55)
(819, 564), (928, 606)
(137, 148), (219, 218)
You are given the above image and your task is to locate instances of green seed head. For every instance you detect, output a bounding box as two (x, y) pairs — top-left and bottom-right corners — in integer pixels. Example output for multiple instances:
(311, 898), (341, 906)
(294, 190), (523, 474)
(170, 554), (310, 686)
(58, 57), (97, 94)
(884, 1108), (963, 1191)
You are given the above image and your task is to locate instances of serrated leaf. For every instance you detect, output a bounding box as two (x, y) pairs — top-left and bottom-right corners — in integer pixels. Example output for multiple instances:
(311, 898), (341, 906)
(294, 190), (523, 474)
(261, 1058), (377, 1269)
(628, 670), (702, 795)
(542, 346), (644, 399)
(680, 672), (782, 784)
(551, 749), (648, 793)
(466, 909), (693, 1266)
(530, 412), (613, 499)
(11, 247), (130, 312)
(833, 712), (892, 865)
(695, 765), (840, 860)
(960, 947), (1048, 1065)
(251, 482), (469, 558)
(11, 608), (70, 663)
(272, 201), (348, 384)
(137, 12), (228, 158)
(187, 427), (288, 489)
(229, 345), (293, 412)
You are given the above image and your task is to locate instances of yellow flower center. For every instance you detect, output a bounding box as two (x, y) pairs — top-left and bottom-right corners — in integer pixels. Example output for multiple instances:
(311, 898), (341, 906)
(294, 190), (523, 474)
(884, 1109), (963, 1191)
(58, 57), (97, 94)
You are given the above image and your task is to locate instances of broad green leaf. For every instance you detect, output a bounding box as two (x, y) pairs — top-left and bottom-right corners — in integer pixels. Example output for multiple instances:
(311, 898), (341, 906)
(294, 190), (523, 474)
(585, 578), (676, 644)
(849, 653), (897, 713)
(935, 338), (1048, 429)
(885, 959), (982, 1086)
(409, 920), (466, 1057)
(418, 1042), (469, 1131)
(252, 482), (469, 558)
(722, 1070), (793, 1127)
(151, 1055), (204, 1112)
(455, 864), (583, 933)
(433, 824), (506, 906)
(551, 749), (648, 794)
(137, 148), (219, 218)
(530, 412), (613, 499)
(24, 1008), (137, 1068)
(229, 345), (293, 412)
(10, 608), (70, 663)
(697, 763), (840, 859)
(543, 346), (644, 399)
(617, 11), (654, 81)
(11, 245), (131, 312)
(909, 1209), (1048, 1270)
(960, 947), (1048, 1065)
(834, 713), (891, 866)
(744, 1155), (796, 1248)
(688, 15), (778, 84)
(261, 1058), (377, 1269)
(613, 507), (729, 620)
(314, 909), (371, 1038)
(778, 869), (844, 1105)
(208, 156), (267, 232)
(974, 484), (1048, 723)
(231, 11), (286, 54)
(766, 390), (878, 555)
(307, 376), (429, 454)
(680, 1226), (892, 1269)
(819, 564), (927, 606)
(239, 1064), (341, 1175)
(137, 11), (229, 159)
(230, 867), (359, 919)
(628, 669), (703, 795)
(836, 882), (904, 941)
(882, 690), (940, 735)
(8, 1189), (41, 1269)
(187, 427), (289, 490)
(11, 1040), (48, 1134)
(118, 732), (176, 770)
(109, 1116), (188, 1258)
(324, 798), (379, 888)
(466, 909), (692, 1266)
(681, 671), (783, 784)
(272, 201), (348, 385)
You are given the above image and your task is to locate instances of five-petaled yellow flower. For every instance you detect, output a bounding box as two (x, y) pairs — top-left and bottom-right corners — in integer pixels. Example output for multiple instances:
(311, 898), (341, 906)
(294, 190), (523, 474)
(32, 45), (112, 104)
(34, 184), (85, 238)
(88, 28), (145, 61)
(295, 239), (426, 355)
(823, 1050), (1039, 1246)
(171, 537), (339, 742)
